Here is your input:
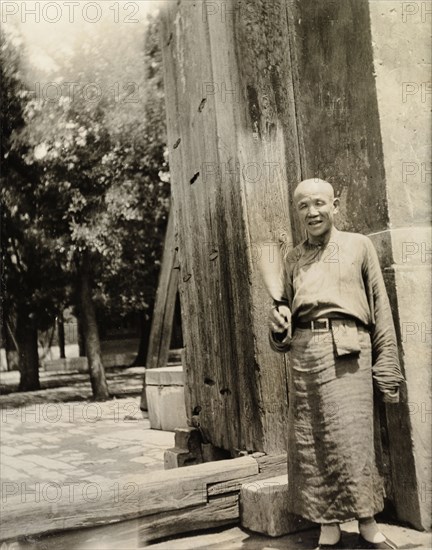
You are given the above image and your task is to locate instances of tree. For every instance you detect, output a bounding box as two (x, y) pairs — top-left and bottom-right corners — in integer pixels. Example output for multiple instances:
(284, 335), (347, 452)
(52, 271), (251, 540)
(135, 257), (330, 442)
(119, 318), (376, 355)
(2, 13), (169, 395)
(1, 26), (68, 390)
(14, 15), (169, 397)
(96, 15), (170, 365)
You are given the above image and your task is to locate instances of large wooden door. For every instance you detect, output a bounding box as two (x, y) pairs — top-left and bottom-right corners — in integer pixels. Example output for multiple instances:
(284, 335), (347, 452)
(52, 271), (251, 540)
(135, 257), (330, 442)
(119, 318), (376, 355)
(160, 0), (299, 453)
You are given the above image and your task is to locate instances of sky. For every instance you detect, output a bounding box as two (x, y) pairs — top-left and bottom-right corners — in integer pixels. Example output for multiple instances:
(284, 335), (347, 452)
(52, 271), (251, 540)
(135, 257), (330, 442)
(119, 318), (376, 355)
(2, 1), (163, 73)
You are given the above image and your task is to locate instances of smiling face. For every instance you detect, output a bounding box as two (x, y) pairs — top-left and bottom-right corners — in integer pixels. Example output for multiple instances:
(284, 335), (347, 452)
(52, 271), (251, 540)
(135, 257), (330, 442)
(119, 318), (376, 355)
(294, 179), (339, 244)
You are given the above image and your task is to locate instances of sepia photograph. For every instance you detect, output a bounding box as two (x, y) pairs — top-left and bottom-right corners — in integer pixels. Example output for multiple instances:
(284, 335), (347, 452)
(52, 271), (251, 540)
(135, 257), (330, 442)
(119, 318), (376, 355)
(0, 1), (431, 549)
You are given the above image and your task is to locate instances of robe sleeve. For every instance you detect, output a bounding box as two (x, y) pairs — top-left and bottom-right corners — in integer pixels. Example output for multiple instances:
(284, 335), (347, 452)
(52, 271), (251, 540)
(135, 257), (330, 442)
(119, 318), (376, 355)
(268, 250), (294, 353)
(362, 238), (405, 403)
(269, 322), (291, 353)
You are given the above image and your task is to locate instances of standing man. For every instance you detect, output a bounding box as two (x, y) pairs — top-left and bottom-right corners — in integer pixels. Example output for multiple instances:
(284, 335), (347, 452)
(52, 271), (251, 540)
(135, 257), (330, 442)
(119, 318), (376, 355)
(268, 179), (404, 549)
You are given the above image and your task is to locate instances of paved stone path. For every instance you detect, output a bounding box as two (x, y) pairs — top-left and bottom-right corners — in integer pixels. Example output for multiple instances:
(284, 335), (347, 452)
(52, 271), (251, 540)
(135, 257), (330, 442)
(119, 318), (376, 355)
(0, 367), (175, 543)
(1, 368), (430, 549)
(1, 397), (173, 486)
(1, 397), (174, 534)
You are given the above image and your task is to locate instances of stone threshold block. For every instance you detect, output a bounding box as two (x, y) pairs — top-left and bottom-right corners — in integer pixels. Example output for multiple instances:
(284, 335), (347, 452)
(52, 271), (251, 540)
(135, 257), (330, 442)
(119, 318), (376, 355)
(240, 474), (315, 537)
(164, 427), (203, 469)
(164, 427), (231, 469)
(145, 366), (188, 431)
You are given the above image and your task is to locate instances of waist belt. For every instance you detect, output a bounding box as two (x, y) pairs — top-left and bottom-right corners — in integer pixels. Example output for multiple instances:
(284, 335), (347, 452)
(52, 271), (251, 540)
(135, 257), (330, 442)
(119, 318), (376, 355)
(294, 317), (363, 332)
(295, 318), (333, 332)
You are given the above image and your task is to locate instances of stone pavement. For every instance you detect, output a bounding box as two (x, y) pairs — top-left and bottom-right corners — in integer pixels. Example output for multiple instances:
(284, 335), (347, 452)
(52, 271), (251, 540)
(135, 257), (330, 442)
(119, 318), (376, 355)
(0, 367), (175, 542)
(0, 397), (174, 534)
(1, 397), (174, 491)
(1, 368), (430, 549)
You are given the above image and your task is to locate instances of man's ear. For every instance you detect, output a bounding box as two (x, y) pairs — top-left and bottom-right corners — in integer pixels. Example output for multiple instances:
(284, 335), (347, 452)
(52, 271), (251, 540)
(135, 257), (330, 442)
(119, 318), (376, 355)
(333, 197), (340, 213)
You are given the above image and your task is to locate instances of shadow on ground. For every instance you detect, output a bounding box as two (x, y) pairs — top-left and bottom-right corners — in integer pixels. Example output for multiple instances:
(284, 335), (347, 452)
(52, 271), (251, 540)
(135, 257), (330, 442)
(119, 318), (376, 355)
(0, 366), (145, 408)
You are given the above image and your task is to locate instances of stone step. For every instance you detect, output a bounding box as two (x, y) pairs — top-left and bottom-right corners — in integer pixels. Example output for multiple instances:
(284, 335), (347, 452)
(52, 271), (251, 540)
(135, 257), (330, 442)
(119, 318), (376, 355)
(240, 474), (314, 537)
(145, 365), (184, 386)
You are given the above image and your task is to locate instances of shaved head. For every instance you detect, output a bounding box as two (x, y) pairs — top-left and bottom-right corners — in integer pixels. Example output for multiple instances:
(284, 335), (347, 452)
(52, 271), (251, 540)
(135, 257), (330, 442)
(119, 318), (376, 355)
(294, 179), (335, 200)
(293, 179), (339, 244)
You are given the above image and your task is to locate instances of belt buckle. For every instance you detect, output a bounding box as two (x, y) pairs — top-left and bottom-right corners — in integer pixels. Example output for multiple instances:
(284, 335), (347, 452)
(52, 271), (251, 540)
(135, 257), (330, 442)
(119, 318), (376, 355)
(311, 319), (330, 332)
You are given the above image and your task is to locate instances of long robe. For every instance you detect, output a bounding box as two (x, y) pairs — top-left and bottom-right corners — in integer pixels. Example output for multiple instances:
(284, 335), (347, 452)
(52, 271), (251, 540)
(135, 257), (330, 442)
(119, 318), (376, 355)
(269, 228), (404, 522)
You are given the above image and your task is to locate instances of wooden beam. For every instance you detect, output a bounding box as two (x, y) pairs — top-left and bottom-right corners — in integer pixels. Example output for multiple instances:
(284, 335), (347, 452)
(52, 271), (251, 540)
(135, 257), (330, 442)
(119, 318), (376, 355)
(140, 207), (180, 409)
(0, 456), (257, 541)
(0, 455), (293, 542)
(137, 495), (239, 544)
(207, 453), (287, 497)
(145, 208), (179, 371)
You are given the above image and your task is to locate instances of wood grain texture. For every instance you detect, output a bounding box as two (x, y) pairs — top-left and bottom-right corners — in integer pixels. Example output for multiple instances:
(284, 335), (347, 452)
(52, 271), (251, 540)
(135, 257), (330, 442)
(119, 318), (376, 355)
(285, 0), (389, 235)
(137, 495), (239, 543)
(160, 0), (297, 454)
(207, 453), (288, 497)
(140, 209), (180, 409)
(145, 208), (180, 371)
(0, 457), (257, 540)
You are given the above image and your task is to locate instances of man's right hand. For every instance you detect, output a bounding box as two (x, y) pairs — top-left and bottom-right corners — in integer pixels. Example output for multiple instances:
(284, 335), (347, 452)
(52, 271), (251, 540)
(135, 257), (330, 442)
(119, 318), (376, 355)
(268, 304), (291, 334)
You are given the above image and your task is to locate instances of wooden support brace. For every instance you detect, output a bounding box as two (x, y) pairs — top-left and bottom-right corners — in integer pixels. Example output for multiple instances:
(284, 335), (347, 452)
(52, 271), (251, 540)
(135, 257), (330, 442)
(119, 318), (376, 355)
(140, 208), (180, 410)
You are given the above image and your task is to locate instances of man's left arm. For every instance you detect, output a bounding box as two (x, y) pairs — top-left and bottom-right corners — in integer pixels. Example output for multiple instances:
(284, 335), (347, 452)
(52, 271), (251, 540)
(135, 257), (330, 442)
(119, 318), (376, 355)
(363, 239), (405, 403)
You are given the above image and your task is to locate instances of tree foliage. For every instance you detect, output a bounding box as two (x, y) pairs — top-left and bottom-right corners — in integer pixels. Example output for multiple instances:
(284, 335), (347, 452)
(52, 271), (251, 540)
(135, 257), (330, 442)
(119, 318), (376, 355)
(1, 26), (68, 330)
(1, 14), (170, 391)
(20, 15), (170, 315)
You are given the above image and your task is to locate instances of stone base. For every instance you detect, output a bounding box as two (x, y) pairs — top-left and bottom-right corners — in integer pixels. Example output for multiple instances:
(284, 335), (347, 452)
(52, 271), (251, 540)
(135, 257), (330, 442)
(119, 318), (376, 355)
(146, 386), (188, 431)
(164, 448), (199, 469)
(164, 427), (203, 469)
(240, 474), (314, 537)
(145, 366), (188, 431)
(164, 427), (231, 469)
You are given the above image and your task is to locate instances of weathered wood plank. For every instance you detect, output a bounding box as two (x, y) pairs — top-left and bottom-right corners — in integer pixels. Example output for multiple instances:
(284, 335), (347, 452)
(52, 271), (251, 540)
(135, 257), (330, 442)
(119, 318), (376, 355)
(203, 0), (299, 453)
(0, 457), (257, 540)
(161, 0), (297, 454)
(160, 1), (220, 435)
(255, 452), (288, 472)
(161, 1), (247, 450)
(207, 453), (287, 497)
(285, 0), (388, 234)
(137, 495), (239, 544)
(144, 208), (179, 371)
(140, 207), (179, 409)
(159, 3), (194, 424)
(221, 0), (301, 453)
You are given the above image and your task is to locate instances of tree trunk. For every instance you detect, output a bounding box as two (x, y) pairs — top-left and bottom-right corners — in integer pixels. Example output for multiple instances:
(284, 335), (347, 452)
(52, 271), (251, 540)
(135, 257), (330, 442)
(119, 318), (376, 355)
(79, 256), (109, 400)
(132, 311), (151, 366)
(77, 313), (86, 357)
(16, 309), (40, 391)
(57, 311), (66, 359)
